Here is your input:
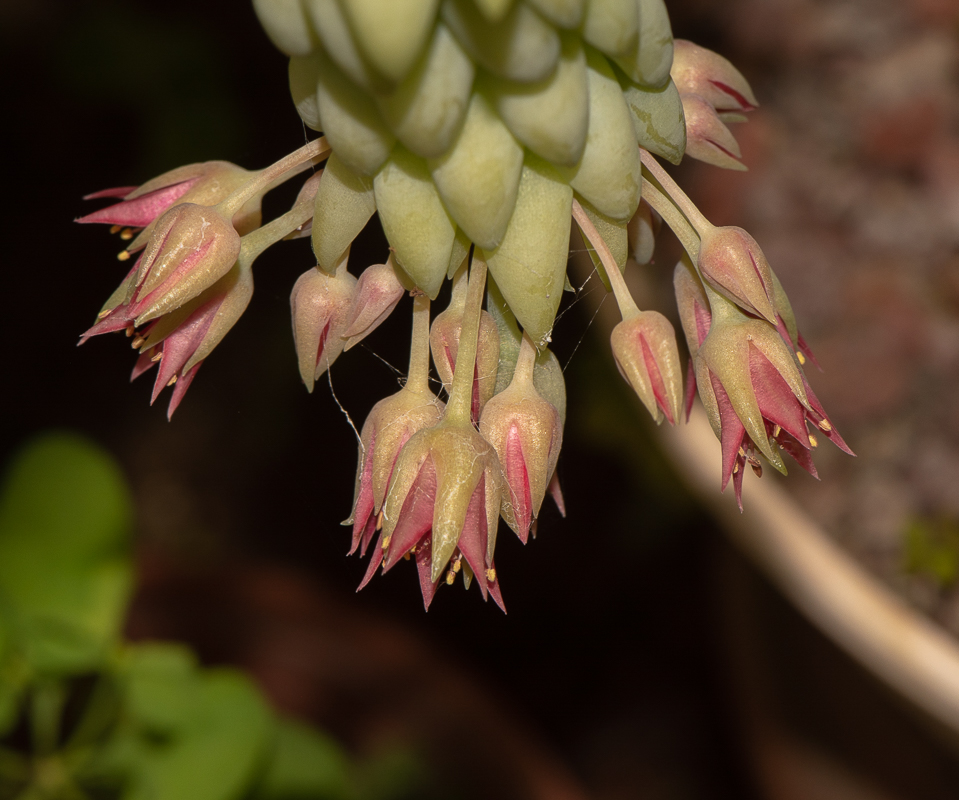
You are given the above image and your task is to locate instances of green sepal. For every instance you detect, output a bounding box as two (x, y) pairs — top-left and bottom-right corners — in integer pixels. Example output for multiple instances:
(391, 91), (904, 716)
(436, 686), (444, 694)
(374, 146), (456, 299)
(312, 154), (376, 274)
(314, 47), (395, 176)
(482, 154), (573, 347)
(620, 76), (686, 164)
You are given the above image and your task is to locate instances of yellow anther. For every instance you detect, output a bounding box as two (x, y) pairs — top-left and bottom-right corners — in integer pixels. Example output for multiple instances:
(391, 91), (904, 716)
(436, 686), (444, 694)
(486, 568), (496, 583)
(452, 559), (462, 573)
(110, 225), (122, 234)
(120, 228), (134, 240)
(445, 571), (455, 586)
(732, 461), (740, 474)
(403, 551), (411, 561)
(375, 510), (385, 531)
(381, 535), (391, 549)
(131, 337), (145, 349)
(772, 424), (781, 438)
(750, 462), (763, 478)
(97, 308), (111, 319)
(125, 325), (135, 337)
(151, 352), (163, 362)
(819, 419), (832, 432)
(738, 447), (746, 458)
(117, 250), (130, 261)
(797, 351), (806, 365)
(809, 433), (818, 448)
(166, 375), (177, 387)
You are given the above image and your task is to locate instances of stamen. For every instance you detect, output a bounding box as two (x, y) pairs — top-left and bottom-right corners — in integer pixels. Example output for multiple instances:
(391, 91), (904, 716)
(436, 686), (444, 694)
(131, 336), (145, 349)
(750, 462), (763, 478)
(117, 250), (130, 261)
(797, 351), (806, 365)
(445, 570), (455, 586)
(403, 551), (411, 561)
(375, 510), (385, 531)
(166, 375), (177, 387)
(452, 557), (462, 574)
(151, 352), (163, 362)
(125, 325), (135, 337)
(486, 568), (496, 582)
(819, 419), (833, 432)
(738, 446), (746, 458)
(97, 309), (111, 319)
(382, 535), (391, 549)
(772, 424), (781, 438)
(809, 433), (818, 448)
(110, 225), (122, 234)
(120, 228), (135, 240)
(732, 461), (740, 474)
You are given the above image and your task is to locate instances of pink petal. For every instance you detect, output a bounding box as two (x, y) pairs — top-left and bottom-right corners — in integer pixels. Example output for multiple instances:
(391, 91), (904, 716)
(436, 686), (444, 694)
(776, 428), (819, 479)
(166, 362), (201, 420)
(683, 358), (697, 423)
(732, 454), (745, 512)
(797, 332), (822, 371)
(415, 536), (440, 611)
(505, 426), (532, 543)
(357, 532), (385, 591)
(693, 300), (711, 346)
(547, 470), (566, 518)
(487, 563), (506, 614)
(708, 372), (747, 492)
(748, 344), (810, 448)
(150, 296), (222, 404)
(83, 186), (137, 200)
(350, 428), (378, 556)
(77, 180), (198, 228)
(383, 456), (437, 571)
(640, 333), (673, 424)
(801, 379), (855, 456)
(131, 348), (159, 382)
(456, 476), (490, 600)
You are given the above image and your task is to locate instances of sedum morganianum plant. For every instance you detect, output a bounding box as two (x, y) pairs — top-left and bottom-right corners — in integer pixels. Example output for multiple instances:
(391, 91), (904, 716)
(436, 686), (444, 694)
(77, 0), (852, 611)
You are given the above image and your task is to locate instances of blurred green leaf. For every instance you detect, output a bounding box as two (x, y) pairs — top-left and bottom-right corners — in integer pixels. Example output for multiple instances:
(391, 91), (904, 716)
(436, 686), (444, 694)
(116, 646), (272, 800)
(0, 432), (133, 675)
(903, 516), (959, 589)
(252, 719), (355, 800)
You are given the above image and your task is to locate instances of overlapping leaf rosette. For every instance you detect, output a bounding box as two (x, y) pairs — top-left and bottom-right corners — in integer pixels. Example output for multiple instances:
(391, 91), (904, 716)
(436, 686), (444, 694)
(76, 0), (851, 611)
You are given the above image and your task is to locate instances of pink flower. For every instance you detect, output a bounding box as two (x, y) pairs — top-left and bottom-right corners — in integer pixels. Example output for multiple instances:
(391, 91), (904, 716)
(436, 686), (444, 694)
(695, 309), (853, 510)
(359, 424), (507, 612)
(81, 260), (254, 419)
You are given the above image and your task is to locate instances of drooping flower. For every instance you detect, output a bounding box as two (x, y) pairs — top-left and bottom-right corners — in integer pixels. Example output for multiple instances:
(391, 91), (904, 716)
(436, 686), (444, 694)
(340, 256), (406, 351)
(290, 250), (357, 392)
(695, 296), (853, 509)
(479, 333), (562, 543)
(346, 295), (444, 557)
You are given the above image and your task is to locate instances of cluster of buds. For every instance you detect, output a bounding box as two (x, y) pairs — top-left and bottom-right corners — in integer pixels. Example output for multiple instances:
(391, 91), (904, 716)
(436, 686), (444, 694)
(76, 0), (851, 609)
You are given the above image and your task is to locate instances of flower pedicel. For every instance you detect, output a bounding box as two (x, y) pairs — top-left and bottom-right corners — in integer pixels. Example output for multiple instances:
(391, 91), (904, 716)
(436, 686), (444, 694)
(76, 0), (852, 609)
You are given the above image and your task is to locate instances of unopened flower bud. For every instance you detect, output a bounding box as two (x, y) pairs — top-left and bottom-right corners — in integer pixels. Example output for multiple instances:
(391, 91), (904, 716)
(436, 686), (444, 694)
(673, 257), (712, 357)
(126, 203), (242, 324)
(681, 93), (746, 172)
(341, 258), (405, 350)
(479, 336), (563, 543)
(611, 310), (684, 425)
(670, 40), (758, 113)
(290, 252), (357, 392)
(697, 226), (777, 324)
(626, 199), (660, 265)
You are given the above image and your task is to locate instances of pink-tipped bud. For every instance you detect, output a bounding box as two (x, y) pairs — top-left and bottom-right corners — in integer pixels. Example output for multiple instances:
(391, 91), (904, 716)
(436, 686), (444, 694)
(671, 40), (758, 113)
(341, 259), (405, 350)
(697, 226), (777, 324)
(611, 310), (684, 425)
(127, 203), (242, 325)
(290, 254), (357, 392)
(681, 94), (746, 172)
(479, 341), (563, 544)
(429, 308), (501, 422)
(626, 200), (660, 265)
(673, 259), (712, 357)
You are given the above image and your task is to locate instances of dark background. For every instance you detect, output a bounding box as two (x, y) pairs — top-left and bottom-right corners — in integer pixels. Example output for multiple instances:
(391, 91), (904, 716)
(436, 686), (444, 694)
(4, 1), (959, 798)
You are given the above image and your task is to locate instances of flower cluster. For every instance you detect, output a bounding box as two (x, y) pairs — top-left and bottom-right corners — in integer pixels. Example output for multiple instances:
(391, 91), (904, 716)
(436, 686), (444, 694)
(76, 0), (851, 609)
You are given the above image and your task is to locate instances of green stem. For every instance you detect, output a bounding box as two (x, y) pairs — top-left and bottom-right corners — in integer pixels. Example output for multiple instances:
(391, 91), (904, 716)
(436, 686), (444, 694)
(217, 137), (331, 217)
(640, 177), (702, 263)
(638, 149), (713, 236)
(406, 292), (431, 395)
(571, 199), (639, 318)
(240, 188), (318, 262)
(512, 332), (537, 385)
(444, 258), (487, 426)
